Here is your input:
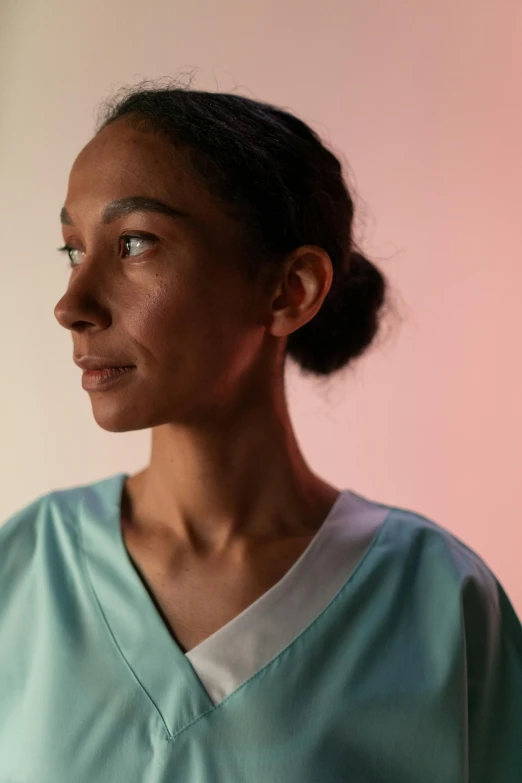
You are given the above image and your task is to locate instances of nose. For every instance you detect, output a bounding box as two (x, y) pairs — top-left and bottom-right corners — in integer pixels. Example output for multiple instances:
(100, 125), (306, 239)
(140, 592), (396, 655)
(54, 300), (75, 331)
(54, 288), (111, 333)
(53, 256), (113, 332)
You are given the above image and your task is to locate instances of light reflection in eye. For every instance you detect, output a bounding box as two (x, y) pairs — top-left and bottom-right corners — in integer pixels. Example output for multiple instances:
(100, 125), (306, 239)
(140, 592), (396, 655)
(56, 234), (156, 268)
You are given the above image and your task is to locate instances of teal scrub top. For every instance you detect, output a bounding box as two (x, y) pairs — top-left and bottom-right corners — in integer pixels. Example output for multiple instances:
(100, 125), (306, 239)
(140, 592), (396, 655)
(1, 472), (521, 782)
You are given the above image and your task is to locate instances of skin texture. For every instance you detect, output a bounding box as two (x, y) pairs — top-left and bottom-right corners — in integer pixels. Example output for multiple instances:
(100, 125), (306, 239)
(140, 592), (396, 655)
(54, 117), (342, 650)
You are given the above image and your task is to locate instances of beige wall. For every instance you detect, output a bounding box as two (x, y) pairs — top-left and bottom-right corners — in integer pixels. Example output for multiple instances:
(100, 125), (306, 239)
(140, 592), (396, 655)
(1, 0), (521, 615)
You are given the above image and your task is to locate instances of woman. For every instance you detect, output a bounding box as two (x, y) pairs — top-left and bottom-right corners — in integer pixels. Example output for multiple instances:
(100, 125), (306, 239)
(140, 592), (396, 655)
(1, 79), (521, 782)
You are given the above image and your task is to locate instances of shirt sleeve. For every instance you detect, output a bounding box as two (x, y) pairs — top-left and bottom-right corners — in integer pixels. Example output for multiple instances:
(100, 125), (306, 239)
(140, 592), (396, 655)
(462, 567), (522, 782)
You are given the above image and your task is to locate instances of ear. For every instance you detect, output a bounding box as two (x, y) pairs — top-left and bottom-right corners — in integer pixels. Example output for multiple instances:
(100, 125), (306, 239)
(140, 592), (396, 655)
(268, 245), (334, 338)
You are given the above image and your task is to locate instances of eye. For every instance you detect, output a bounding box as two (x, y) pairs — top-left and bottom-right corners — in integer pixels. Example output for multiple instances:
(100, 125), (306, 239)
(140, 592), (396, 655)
(57, 234), (156, 268)
(57, 244), (83, 268)
(121, 234), (155, 259)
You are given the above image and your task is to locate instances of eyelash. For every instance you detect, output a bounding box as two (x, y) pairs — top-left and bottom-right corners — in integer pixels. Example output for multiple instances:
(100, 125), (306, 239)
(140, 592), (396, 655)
(57, 234), (156, 269)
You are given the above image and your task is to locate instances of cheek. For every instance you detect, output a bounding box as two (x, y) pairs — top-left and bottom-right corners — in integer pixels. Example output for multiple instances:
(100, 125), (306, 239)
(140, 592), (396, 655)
(123, 282), (229, 368)
(121, 271), (260, 383)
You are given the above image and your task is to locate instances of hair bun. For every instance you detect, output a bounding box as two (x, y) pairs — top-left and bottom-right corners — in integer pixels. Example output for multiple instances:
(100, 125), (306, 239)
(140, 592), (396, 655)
(346, 249), (369, 277)
(287, 247), (387, 376)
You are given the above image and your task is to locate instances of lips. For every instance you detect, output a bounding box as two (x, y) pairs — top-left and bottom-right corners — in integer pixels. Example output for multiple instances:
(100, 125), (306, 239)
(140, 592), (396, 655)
(74, 355), (135, 371)
(84, 366), (134, 372)
(81, 365), (136, 390)
(87, 365), (134, 371)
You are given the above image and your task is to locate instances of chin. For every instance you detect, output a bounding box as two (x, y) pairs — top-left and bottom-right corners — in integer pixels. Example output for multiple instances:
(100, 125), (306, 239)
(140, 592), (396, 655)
(90, 407), (154, 434)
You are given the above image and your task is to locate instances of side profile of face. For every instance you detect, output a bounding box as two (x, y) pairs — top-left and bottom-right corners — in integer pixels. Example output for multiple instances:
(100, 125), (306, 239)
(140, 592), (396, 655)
(54, 118), (332, 433)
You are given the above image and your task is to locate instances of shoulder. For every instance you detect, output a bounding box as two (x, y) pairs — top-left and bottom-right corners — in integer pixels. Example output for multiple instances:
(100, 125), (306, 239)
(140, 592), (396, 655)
(0, 474), (119, 589)
(386, 502), (494, 573)
(355, 494), (522, 656)
(0, 487), (69, 584)
(355, 492), (508, 617)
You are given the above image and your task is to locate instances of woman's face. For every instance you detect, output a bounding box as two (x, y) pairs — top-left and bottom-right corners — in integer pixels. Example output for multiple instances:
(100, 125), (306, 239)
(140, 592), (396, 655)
(54, 118), (281, 433)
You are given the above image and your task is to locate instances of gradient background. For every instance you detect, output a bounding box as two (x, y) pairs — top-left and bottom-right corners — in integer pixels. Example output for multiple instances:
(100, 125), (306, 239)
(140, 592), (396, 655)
(1, 0), (521, 616)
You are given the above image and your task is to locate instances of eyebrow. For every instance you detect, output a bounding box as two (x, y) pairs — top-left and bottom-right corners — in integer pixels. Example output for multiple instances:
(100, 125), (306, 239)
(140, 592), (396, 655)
(60, 196), (188, 225)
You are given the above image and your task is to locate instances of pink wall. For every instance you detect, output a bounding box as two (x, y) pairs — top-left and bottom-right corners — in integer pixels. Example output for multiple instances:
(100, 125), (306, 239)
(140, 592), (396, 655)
(1, 0), (521, 614)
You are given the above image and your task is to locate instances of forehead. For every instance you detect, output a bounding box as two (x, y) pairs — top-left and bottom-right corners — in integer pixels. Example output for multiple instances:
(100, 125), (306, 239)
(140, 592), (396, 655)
(63, 119), (252, 268)
(67, 120), (209, 207)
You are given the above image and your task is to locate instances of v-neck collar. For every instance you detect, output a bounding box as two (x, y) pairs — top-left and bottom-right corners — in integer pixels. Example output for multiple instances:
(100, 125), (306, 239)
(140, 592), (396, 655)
(79, 473), (389, 736)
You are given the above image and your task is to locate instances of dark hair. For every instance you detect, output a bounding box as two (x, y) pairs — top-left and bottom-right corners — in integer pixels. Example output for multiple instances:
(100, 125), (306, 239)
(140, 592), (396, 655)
(94, 76), (395, 378)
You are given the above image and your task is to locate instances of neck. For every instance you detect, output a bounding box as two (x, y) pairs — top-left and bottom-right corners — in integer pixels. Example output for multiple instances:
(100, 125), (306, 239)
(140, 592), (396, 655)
(122, 390), (339, 554)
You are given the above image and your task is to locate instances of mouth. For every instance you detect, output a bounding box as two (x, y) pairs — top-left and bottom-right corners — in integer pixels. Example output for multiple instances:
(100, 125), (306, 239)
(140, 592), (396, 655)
(81, 365), (136, 390)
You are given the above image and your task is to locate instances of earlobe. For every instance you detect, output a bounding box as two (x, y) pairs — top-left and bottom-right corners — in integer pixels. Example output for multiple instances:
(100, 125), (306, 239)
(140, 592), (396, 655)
(265, 245), (333, 339)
